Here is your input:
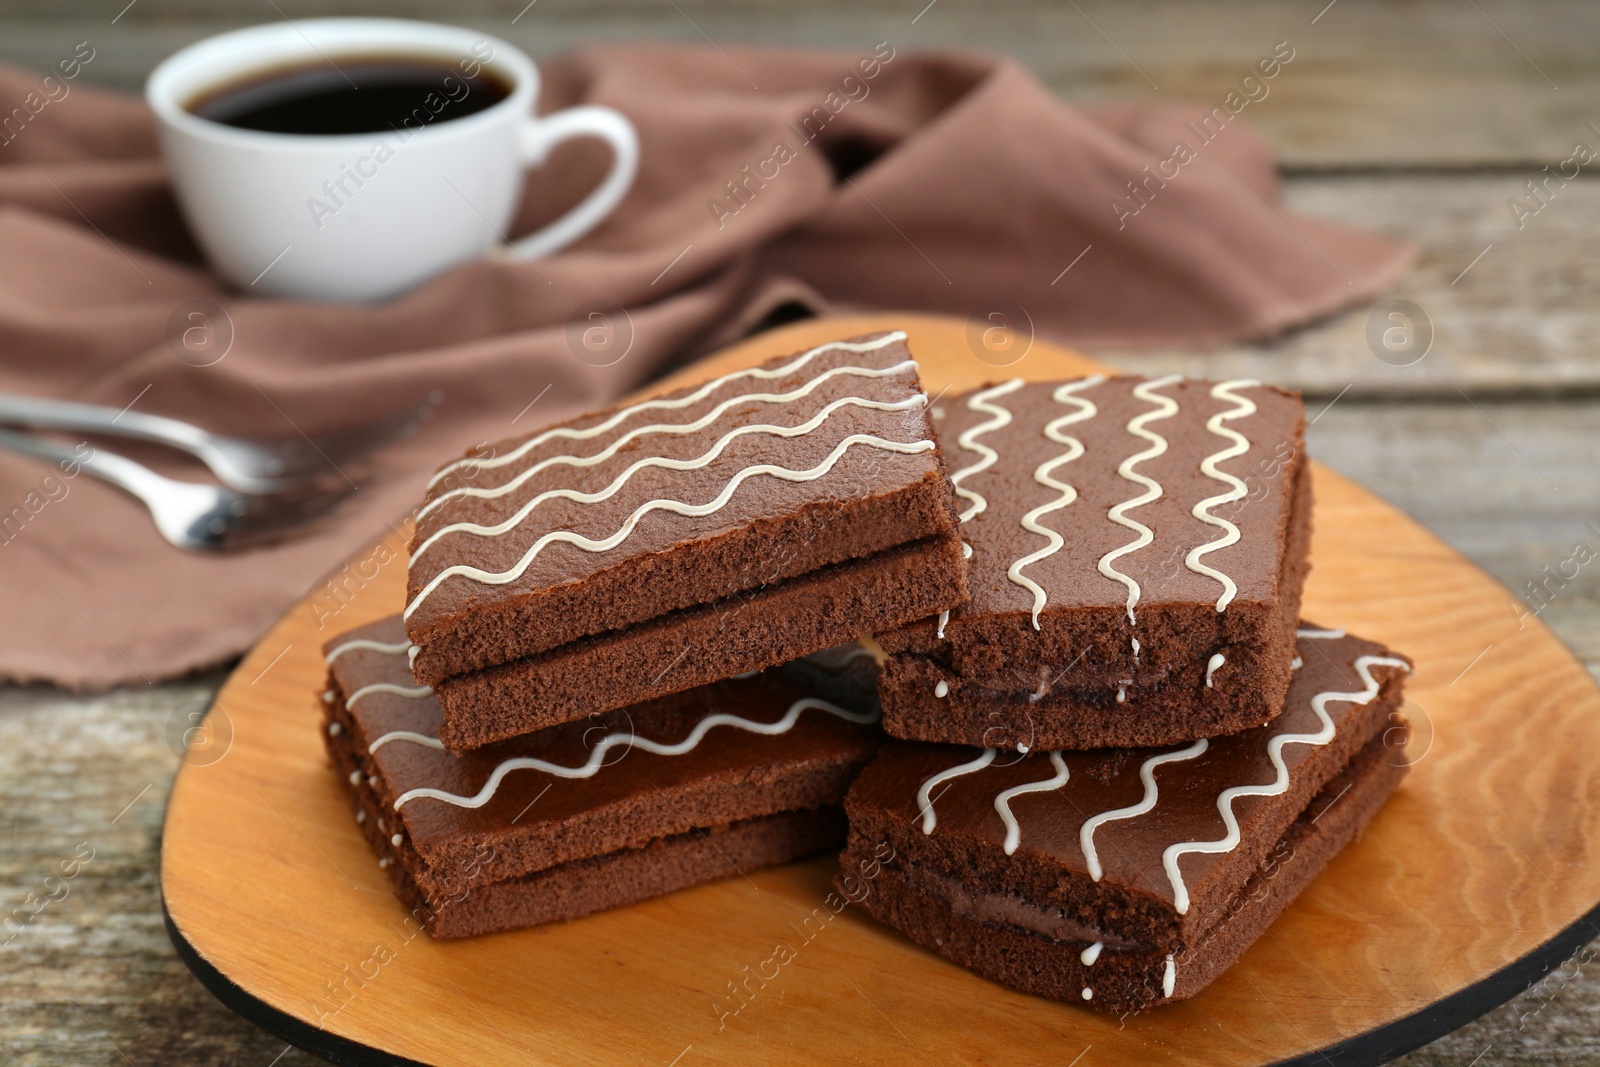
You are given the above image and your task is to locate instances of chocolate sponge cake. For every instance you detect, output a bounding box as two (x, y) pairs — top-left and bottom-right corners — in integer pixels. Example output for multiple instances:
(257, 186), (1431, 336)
(877, 375), (1309, 750)
(839, 627), (1410, 1015)
(323, 618), (881, 939)
(405, 330), (966, 750)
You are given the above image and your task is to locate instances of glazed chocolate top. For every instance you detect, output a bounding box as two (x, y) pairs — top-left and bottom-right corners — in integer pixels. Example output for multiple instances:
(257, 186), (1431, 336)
(325, 617), (879, 862)
(926, 376), (1302, 634)
(404, 331), (941, 633)
(848, 628), (1409, 918)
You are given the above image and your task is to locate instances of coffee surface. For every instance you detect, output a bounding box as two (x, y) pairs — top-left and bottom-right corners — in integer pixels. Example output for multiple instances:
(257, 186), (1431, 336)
(187, 57), (511, 134)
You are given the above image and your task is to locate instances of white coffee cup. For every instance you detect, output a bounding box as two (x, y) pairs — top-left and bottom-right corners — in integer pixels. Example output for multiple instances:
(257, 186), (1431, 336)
(146, 18), (638, 302)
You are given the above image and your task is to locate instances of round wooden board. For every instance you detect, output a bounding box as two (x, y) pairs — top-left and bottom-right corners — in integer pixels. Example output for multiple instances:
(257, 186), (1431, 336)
(163, 314), (1600, 1067)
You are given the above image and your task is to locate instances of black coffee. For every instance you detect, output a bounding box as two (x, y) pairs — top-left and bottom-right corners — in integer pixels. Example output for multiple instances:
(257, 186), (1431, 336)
(187, 56), (512, 135)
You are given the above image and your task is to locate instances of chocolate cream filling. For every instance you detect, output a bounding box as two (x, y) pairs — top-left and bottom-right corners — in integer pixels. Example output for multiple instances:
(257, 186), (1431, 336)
(900, 862), (1144, 951)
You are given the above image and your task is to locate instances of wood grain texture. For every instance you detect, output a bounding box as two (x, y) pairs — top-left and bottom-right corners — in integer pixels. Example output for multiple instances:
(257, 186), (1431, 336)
(6, 0), (1598, 169)
(158, 314), (1600, 1067)
(1100, 176), (1600, 398)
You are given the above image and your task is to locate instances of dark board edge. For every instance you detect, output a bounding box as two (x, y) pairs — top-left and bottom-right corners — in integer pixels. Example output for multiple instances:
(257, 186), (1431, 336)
(1276, 907), (1600, 1066)
(163, 895), (432, 1067)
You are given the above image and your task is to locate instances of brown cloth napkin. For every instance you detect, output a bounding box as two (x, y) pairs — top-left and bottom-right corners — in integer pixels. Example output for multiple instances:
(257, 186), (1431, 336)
(0, 44), (1412, 689)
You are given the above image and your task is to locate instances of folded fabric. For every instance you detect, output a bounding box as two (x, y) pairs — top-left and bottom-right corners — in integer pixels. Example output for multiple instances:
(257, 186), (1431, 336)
(0, 44), (1413, 688)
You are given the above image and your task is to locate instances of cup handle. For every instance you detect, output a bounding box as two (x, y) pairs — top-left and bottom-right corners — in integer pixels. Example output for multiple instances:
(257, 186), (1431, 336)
(506, 105), (639, 261)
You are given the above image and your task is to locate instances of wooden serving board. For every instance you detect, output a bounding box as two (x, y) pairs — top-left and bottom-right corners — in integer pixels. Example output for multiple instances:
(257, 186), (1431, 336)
(162, 314), (1600, 1067)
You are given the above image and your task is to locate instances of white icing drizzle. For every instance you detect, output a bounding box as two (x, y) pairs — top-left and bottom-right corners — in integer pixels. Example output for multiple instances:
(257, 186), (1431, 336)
(1205, 653), (1225, 688)
(1007, 376), (1104, 628)
(1296, 627), (1346, 640)
(1115, 686), (1126, 704)
(1028, 666), (1051, 705)
(802, 646), (875, 672)
(1183, 380), (1260, 611)
(325, 637), (412, 662)
(1163, 955), (1176, 998)
(327, 722), (342, 736)
(995, 752), (1070, 855)
(321, 689), (334, 704)
(355, 809), (366, 824)
(408, 645), (420, 669)
(1131, 637), (1141, 663)
(1078, 739), (1210, 881)
(1081, 941), (1104, 966)
(917, 749), (998, 834)
(1291, 655), (1304, 671)
(936, 610), (950, 639)
(392, 698), (875, 810)
(961, 542), (973, 560)
(390, 833), (403, 847)
(424, 332), (911, 491)
(934, 680), (949, 698)
(949, 379), (1025, 523)
(405, 432), (936, 621)
(1160, 654), (1412, 914)
(369, 730), (447, 753)
(1096, 375), (1182, 624)
(411, 392), (928, 562)
(346, 682), (433, 707)
(348, 770), (361, 786)
(1081, 988), (1093, 1001)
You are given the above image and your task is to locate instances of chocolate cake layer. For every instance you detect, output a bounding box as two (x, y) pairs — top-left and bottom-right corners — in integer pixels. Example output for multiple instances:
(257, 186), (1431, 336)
(432, 535), (961, 750)
(336, 714), (843, 939)
(841, 733), (1404, 1016)
(405, 330), (963, 689)
(877, 375), (1308, 748)
(838, 628), (1410, 1012)
(322, 617), (880, 935)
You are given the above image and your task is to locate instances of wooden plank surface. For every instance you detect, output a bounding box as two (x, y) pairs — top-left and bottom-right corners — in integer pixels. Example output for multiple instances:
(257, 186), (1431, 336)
(3, 0), (1599, 169)
(1104, 177), (1600, 398)
(3, 2), (1599, 1065)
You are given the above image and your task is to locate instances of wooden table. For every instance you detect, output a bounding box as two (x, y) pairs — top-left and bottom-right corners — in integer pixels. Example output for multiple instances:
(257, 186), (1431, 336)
(3, 3), (1597, 1065)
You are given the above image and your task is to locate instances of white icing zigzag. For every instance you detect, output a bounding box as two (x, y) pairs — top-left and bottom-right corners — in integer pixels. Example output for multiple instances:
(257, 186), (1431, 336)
(995, 751), (1070, 855)
(424, 331), (910, 491)
(411, 393), (927, 562)
(1078, 739), (1210, 881)
(949, 379), (1025, 523)
(1296, 627), (1346, 640)
(405, 432), (936, 621)
(369, 730), (446, 753)
(325, 638), (413, 663)
(917, 749), (998, 834)
(1160, 654), (1412, 914)
(1184, 380), (1260, 612)
(1007, 376), (1104, 629)
(1097, 376), (1182, 624)
(392, 697), (876, 810)
(803, 646), (877, 672)
(346, 682), (433, 707)
(415, 360), (921, 525)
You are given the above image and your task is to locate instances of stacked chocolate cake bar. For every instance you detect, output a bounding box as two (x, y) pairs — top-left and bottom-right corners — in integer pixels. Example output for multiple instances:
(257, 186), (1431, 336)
(318, 332), (1413, 1015)
(321, 331), (967, 937)
(838, 374), (1412, 1015)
